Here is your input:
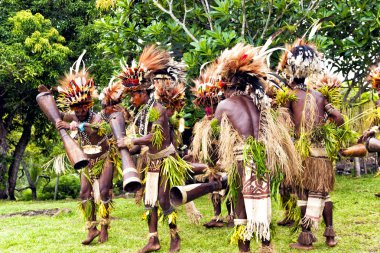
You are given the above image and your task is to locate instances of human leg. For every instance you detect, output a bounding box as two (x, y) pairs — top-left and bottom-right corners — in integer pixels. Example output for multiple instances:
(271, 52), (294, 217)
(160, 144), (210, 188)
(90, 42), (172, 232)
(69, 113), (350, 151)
(79, 172), (99, 245)
(323, 196), (337, 247)
(98, 159), (114, 243)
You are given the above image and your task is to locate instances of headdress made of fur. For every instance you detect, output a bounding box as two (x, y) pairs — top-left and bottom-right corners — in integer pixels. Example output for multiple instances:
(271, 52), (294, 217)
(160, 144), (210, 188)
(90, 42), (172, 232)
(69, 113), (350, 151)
(119, 45), (185, 93)
(368, 63), (380, 90)
(56, 50), (97, 112)
(277, 39), (324, 81)
(215, 43), (269, 92)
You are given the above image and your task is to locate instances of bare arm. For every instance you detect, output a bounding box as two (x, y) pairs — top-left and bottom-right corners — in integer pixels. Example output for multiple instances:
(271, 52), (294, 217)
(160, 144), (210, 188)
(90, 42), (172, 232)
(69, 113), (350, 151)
(324, 101), (344, 126)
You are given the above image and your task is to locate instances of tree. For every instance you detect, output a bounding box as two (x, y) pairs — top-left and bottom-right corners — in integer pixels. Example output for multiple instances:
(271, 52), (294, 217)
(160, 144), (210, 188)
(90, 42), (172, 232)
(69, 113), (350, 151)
(0, 10), (70, 199)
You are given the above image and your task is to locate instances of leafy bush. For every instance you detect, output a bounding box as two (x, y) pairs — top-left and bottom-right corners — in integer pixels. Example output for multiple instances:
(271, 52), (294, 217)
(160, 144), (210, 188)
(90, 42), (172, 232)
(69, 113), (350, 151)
(38, 174), (80, 200)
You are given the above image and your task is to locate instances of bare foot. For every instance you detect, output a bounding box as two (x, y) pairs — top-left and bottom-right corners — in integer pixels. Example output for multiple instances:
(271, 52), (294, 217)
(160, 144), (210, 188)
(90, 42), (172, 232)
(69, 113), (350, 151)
(326, 237), (337, 247)
(277, 218), (295, 227)
(169, 232), (180, 253)
(203, 219), (224, 228)
(98, 225), (109, 243)
(82, 228), (100, 245)
(137, 236), (160, 253)
(289, 242), (313, 250)
(226, 215), (234, 228)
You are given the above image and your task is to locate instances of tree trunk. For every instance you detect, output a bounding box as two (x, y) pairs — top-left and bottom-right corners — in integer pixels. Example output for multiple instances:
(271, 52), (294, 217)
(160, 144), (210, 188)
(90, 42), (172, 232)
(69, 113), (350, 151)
(21, 160), (37, 200)
(354, 157), (361, 177)
(54, 175), (59, 201)
(7, 116), (32, 200)
(0, 119), (9, 199)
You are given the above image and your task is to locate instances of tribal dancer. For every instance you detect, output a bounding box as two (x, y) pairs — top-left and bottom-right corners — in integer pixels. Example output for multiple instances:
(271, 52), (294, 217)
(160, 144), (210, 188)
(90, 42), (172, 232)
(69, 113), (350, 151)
(357, 62), (380, 197)
(277, 39), (345, 249)
(192, 63), (234, 228)
(196, 43), (300, 253)
(55, 52), (116, 245)
(154, 76), (204, 225)
(117, 45), (191, 253)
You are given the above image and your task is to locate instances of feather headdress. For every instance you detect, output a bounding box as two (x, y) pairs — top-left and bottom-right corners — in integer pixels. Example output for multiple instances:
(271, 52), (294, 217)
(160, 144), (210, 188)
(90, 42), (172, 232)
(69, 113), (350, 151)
(214, 43), (272, 110)
(119, 45), (185, 93)
(192, 62), (222, 111)
(277, 39), (324, 81)
(368, 63), (380, 90)
(99, 77), (126, 107)
(215, 43), (268, 86)
(154, 79), (186, 112)
(56, 50), (97, 111)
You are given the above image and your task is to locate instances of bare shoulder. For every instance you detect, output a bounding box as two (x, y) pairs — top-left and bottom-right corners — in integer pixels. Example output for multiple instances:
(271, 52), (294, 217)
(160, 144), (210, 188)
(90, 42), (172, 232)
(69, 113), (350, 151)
(92, 113), (102, 123)
(215, 97), (241, 119)
(153, 101), (166, 115)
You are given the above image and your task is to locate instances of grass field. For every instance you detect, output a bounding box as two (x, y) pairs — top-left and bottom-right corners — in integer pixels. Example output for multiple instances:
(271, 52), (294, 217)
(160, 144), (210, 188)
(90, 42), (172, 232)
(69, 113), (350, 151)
(0, 175), (379, 253)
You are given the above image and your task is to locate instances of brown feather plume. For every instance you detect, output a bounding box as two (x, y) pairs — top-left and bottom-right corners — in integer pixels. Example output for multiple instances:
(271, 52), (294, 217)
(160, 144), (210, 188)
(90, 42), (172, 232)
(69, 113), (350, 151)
(215, 43), (268, 83)
(138, 45), (171, 78)
(192, 62), (221, 108)
(100, 80), (126, 107)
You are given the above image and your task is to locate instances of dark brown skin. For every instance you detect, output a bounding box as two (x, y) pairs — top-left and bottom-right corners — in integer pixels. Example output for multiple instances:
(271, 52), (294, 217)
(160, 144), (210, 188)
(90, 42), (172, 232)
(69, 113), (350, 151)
(286, 81), (343, 249)
(56, 108), (113, 244)
(118, 90), (178, 253)
(287, 88), (344, 135)
(118, 91), (172, 154)
(214, 92), (263, 252)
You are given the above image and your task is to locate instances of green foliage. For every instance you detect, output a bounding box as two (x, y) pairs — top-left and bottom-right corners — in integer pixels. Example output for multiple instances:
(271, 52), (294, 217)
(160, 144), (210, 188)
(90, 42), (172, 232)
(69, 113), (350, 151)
(151, 124), (164, 149)
(274, 87), (298, 107)
(160, 154), (192, 189)
(210, 118), (220, 136)
(243, 136), (268, 179)
(0, 176), (379, 252)
(38, 174), (80, 200)
(318, 86), (342, 107)
(148, 107), (160, 123)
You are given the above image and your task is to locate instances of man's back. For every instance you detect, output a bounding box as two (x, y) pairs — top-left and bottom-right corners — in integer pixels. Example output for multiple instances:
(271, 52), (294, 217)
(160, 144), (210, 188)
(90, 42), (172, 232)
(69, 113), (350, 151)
(215, 94), (260, 139)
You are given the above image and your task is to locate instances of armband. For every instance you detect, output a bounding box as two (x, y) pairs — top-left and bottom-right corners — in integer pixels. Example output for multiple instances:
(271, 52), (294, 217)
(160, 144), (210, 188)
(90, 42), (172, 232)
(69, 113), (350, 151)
(78, 123), (85, 132)
(124, 137), (135, 150)
(370, 126), (380, 134)
(324, 103), (335, 115)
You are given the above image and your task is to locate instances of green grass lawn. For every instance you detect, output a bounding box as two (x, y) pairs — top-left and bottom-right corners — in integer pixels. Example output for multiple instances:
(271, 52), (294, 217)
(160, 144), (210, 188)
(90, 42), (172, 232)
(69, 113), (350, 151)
(0, 175), (379, 253)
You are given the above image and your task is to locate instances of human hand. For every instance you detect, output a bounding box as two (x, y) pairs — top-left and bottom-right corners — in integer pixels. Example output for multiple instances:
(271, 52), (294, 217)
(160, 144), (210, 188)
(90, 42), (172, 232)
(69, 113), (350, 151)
(55, 120), (70, 130)
(69, 121), (78, 131)
(358, 129), (376, 143)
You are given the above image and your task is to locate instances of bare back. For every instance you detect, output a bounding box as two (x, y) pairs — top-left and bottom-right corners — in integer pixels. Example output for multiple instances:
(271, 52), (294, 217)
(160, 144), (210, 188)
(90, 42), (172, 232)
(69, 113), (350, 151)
(214, 95), (261, 139)
(290, 89), (327, 135)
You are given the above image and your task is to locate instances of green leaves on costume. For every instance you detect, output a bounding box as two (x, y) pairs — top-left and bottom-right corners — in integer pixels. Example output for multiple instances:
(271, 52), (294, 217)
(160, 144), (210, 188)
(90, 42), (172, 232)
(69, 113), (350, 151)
(243, 136), (268, 180)
(108, 139), (122, 178)
(151, 124), (164, 149)
(78, 199), (94, 221)
(318, 86), (342, 107)
(91, 159), (106, 178)
(148, 107), (160, 123)
(160, 154), (192, 189)
(230, 225), (247, 245)
(296, 120), (358, 161)
(295, 133), (311, 159)
(159, 211), (178, 225)
(210, 118), (221, 136)
(94, 121), (112, 137)
(98, 200), (114, 218)
(274, 87), (298, 107)
(226, 163), (239, 206)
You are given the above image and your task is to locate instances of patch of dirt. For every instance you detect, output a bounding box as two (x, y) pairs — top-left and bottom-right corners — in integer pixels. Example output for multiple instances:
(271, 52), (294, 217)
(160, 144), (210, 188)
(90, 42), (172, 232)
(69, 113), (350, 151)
(0, 208), (71, 218)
